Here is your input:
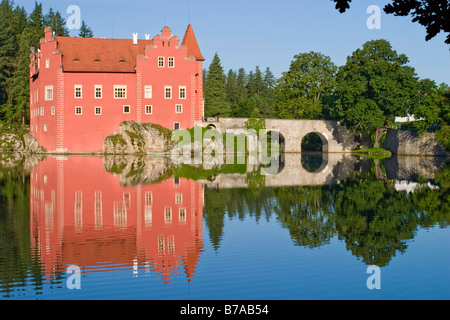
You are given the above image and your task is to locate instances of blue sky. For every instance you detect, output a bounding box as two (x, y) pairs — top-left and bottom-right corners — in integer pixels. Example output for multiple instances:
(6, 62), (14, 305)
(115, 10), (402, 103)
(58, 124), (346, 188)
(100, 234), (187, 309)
(16, 0), (450, 84)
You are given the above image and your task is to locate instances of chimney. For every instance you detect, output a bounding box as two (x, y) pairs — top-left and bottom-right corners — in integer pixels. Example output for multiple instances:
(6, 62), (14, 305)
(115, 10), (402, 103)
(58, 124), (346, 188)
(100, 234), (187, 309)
(133, 33), (138, 45)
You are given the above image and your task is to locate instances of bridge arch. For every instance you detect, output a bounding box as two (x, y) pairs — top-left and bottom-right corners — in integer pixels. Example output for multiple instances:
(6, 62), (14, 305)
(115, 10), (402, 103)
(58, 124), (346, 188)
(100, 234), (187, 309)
(266, 130), (285, 154)
(300, 131), (329, 153)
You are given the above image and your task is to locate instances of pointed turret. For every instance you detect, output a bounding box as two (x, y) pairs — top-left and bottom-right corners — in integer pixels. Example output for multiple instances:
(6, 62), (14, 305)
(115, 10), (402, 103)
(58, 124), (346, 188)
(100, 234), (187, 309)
(181, 24), (205, 61)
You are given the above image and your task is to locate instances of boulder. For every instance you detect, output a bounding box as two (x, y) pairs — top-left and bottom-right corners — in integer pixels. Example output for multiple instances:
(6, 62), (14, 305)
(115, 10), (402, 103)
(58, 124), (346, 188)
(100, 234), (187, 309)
(0, 131), (45, 153)
(103, 121), (176, 154)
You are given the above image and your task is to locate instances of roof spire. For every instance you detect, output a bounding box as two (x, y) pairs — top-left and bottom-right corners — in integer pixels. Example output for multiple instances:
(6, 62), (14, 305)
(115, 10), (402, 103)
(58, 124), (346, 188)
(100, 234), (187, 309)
(181, 24), (205, 61)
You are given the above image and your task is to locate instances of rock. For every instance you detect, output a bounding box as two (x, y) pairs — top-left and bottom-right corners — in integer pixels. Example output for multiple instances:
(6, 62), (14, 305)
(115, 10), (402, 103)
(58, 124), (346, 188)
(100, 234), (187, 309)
(0, 131), (45, 153)
(384, 129), (449, 156)
(103, 121), (176, 154)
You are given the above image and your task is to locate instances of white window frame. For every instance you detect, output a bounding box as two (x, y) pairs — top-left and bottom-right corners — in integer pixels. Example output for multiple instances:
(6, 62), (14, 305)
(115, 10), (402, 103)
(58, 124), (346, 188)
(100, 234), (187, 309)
(158, 56), (164, 68)
(40, 107), (44, 116)
(123, 105), (130, 114)
(45, 85), (53, 101)
(95, 106), (102, 115)
(168, 57), (175, 68)
(43, 124), (48, 132)
(95, 85), (102, 99)
(45, 59), (50, 69)
(165, 86), (172, 99)
(164, 207), (172, 224)
(145, 105), (153, 115)
(75, 106), (82, 115)
(74, 85), (82, 99)
(51, 106), (55, 115)
(144, 85), (152, 99)
(145, 192), (152, 206)
(179, 208), (186, 223)
(175, 104), (183, 113)
(179, 86), (186, 99)
(114, 85), (127, 99)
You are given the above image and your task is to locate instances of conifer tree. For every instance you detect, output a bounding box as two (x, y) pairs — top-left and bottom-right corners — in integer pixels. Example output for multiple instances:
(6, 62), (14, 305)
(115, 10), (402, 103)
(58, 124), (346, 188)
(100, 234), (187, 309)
(78, 20), (93, 38)
(204, 53), (231, 117)
(226, 69), (240, 115)
(44, 8), (69, 36)
(0, 0), (19, 124)
(236, 68), (247, 103)
(8, 1), (45, 125)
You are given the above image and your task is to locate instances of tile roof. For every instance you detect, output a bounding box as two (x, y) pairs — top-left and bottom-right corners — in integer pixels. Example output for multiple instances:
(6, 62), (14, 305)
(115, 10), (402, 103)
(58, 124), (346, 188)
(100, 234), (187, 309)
(57, 37), (153, 73)
(181, 24), (205, 61)
(56, 25), (204, 73)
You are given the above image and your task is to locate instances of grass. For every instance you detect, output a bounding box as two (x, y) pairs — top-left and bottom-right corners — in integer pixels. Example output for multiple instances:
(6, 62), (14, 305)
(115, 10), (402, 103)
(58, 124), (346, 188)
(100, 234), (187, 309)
(352, 147), (392, 160)
(173, 163), (247, 181)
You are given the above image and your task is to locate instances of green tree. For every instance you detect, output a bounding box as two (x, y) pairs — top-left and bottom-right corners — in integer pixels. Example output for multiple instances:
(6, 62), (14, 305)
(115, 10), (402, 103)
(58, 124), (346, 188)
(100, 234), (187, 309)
(0, 0), (26, 126)
(226, 69), (239, 115)
(236, 68), (248, 103)
(204, 53), (231, 117)
(411, 80), (448, 133)
(78, 20), (93, 38)
(44, 8), (69, 36)
(274, 51), (337, 119)
(334, 39), (418, 137)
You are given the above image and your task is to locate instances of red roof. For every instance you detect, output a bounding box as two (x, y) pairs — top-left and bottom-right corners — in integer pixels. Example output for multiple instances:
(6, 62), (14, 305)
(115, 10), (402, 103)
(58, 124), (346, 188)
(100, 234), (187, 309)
(56, 25), (204, 73)
(57, 37), (153, 73)
(181, 24), (205, 61)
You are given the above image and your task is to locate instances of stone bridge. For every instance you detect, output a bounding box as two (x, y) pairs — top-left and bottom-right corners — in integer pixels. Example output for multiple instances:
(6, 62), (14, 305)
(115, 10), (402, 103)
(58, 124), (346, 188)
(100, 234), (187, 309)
(202, 118), (369, 153)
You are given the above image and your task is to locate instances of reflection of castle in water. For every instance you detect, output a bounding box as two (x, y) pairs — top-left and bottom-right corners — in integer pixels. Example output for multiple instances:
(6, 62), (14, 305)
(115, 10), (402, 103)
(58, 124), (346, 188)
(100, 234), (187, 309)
(30, 157), (204, 283)
(29, 153), (446, 282)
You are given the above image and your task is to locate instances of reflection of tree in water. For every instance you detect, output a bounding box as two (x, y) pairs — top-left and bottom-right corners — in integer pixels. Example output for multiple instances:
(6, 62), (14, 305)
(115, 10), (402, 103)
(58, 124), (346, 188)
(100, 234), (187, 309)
(0, 164), (42, 297)
(274, 186), (335, 248)
(333, 176), (419, 266)
(203, 164), (450, 266)
(203, 187), (276, 251)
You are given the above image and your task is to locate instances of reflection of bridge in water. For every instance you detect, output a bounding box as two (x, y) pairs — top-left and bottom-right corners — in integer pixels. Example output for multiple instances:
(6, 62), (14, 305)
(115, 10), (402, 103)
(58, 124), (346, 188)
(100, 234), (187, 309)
(199, 153), (367, 189)
(102, 152), (446, 190)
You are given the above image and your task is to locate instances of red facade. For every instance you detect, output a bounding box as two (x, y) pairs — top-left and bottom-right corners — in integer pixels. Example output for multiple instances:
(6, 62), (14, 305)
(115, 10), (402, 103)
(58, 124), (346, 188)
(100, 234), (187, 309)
(30, 25), (205, 153)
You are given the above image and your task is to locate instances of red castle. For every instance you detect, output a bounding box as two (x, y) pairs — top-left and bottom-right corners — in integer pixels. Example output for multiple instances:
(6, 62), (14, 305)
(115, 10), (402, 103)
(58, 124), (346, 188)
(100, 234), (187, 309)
(30, 25), (205, 153)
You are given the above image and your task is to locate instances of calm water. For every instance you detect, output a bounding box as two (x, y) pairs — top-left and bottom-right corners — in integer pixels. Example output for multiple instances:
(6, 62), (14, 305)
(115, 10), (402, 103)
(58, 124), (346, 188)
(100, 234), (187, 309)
(0, 152), (449, 300)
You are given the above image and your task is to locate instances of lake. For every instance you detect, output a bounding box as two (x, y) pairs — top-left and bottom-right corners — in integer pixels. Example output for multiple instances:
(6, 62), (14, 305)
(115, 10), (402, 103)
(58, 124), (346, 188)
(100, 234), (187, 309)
(0, 152), (448, 301)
